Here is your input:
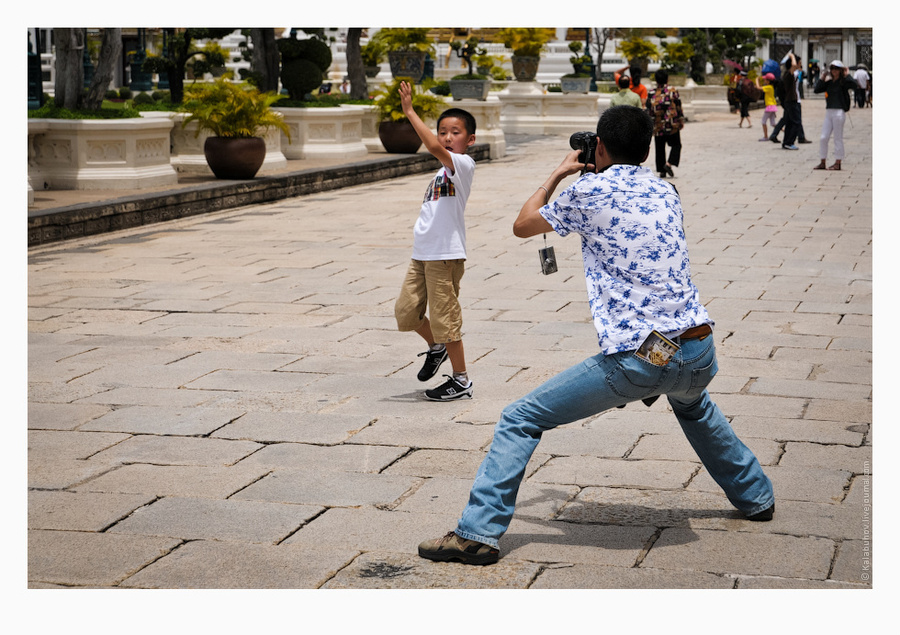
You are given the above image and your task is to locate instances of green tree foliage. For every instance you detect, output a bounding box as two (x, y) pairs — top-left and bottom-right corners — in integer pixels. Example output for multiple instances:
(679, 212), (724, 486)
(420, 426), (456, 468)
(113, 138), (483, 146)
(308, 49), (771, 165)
(681, 28), (770, 83)
(141, 28), (235, 104)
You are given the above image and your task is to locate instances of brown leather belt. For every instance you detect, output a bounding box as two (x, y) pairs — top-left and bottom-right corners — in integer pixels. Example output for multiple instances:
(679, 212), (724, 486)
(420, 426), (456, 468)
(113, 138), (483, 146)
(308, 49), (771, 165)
(678, 324), (712, 340)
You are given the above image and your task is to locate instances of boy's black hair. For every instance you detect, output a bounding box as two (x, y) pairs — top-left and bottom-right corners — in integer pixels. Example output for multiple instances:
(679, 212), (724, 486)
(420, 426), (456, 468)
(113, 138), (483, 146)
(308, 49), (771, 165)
(617, 75), (631, 89)
(595, 105), (653, 165)
(438, 107), (476, 136)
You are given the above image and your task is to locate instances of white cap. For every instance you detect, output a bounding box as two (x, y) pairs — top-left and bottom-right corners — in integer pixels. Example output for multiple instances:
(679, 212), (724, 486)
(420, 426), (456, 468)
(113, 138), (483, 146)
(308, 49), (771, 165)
(829, 60), (844, 68)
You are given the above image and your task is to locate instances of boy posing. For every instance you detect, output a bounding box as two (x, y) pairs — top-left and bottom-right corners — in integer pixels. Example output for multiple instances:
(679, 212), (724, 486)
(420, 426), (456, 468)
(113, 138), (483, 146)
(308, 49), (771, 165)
(394, 81), (477, 401)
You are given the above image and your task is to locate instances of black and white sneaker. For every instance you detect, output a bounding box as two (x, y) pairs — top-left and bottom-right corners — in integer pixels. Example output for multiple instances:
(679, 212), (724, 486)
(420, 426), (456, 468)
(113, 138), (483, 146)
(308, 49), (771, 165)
(417, 345), (448, 381)
(425, 375), (473, 401)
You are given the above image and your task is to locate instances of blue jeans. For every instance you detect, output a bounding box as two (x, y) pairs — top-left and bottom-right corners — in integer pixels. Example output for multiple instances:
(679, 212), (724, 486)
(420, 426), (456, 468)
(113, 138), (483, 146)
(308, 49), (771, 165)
(455, 334), (774, 548)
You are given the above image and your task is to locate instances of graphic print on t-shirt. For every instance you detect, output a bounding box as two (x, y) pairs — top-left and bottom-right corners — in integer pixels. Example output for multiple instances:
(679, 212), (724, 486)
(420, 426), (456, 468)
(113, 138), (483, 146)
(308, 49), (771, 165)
(423, 170), (456, 202)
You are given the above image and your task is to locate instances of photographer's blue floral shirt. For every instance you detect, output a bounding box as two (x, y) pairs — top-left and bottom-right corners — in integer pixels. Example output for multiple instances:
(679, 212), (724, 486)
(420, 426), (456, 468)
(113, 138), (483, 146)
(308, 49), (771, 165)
(540, 164), (711, 355)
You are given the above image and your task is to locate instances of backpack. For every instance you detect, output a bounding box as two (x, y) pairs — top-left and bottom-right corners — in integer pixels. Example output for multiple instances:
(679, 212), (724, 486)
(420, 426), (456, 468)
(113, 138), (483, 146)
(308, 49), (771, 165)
(740, 78), (761, 102)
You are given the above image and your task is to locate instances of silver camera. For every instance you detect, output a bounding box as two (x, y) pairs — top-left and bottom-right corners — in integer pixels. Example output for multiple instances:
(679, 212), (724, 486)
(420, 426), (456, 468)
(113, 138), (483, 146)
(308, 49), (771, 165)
(539, 245), (558, 275)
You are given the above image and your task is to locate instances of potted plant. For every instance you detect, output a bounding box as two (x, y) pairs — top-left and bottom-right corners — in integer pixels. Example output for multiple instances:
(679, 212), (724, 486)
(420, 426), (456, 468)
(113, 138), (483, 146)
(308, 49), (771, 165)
(372, 77), (444, 153)
(560, 41), (593, 94)
(617, 33), (659, 76)
(497, 28), (552, 82)
(371, 28), (436, 82)
(360, 38), (386, 78)
(179, 76), (290, 179)
(448, 37), (492, 101)
(474, 51), (506, 78)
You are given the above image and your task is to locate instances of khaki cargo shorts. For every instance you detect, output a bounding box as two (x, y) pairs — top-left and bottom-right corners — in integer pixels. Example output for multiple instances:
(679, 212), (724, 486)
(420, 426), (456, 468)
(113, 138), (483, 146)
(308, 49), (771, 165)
(394, 259), (465, 343)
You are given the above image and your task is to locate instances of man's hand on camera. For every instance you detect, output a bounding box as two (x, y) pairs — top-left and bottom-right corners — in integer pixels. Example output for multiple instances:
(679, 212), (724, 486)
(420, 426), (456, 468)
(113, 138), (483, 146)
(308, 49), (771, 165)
(556, 149), (593, 178)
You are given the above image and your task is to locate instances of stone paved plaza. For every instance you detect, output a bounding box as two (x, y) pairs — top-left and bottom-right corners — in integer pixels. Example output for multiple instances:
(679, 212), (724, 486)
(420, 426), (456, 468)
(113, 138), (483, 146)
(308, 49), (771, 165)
(25, 97), (875, 607)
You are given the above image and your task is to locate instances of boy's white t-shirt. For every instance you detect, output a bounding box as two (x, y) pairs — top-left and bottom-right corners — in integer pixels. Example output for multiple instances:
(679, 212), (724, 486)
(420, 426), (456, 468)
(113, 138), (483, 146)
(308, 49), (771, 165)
(411, 152), (476, 261)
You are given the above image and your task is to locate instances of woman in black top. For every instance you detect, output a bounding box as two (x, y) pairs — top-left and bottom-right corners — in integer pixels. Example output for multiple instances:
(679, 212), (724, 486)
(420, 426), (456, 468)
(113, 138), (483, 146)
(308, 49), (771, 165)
(813, 60), (858, 171)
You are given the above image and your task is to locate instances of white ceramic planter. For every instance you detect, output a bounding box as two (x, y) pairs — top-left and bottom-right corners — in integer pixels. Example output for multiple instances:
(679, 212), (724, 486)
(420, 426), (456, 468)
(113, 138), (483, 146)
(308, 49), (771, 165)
(560, 77), (592, 94)
(498, 90), (601, 135)
(343, 104), (384, 153)
(275, 106), (369, 161)
(448, 79), (492, 101)
(27, 119), (50, 200)
(27, 117), (178, 190)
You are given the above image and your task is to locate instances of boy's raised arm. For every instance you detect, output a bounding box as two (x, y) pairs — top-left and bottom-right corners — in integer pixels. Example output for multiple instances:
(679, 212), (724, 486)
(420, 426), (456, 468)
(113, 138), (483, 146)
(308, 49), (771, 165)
(399, 81), (454, 172)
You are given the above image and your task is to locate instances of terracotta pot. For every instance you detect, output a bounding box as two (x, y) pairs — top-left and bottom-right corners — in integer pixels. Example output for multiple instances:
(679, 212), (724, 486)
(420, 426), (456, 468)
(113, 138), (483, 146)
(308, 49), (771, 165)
(378, 120), (422, 154)
(203, 137), (266, 180)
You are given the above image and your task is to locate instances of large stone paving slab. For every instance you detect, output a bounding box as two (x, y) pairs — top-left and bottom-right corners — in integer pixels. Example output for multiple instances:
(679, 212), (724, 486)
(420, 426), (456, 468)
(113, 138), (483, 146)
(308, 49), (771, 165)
(531, 564), (736, 589)
(283, 507), (460, 554)
(119, 541), (358, 589)
(641, 528), (835, 580)
(231, 469), (420, 507)
(29, 529), (181, 587)
(235, 442), (408, 473)
(71, 463), (271, 498)
(29, 490), (156, 531)
(323, 552), (543, 589)
(78, 405), (246, 436)
(86, 435), (262, 466)
(108, 497), (324, 543)
(211, 411), (374, 444)
(529, 456), (698, 489)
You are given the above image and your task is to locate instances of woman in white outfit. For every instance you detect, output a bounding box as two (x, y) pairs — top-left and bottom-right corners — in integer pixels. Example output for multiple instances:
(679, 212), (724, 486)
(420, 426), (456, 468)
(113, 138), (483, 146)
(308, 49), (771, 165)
(813, 60), (858, 171)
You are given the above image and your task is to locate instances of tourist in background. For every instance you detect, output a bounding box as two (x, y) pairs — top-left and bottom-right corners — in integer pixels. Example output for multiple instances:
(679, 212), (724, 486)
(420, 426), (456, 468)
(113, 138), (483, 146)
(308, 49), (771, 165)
(610, 74), (642, 107)
(645, 69), (684, 178)
(813, 60), (857, 171)
(853, 64), (870, 108)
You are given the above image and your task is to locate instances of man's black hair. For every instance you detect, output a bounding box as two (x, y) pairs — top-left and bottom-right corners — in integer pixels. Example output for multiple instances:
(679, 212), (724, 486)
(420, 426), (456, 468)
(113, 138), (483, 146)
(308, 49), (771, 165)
(438, 107), (476, 136)
(654, 69), (669, 84)
(595, 105), (653, 165)
(617, 75), (631, 89)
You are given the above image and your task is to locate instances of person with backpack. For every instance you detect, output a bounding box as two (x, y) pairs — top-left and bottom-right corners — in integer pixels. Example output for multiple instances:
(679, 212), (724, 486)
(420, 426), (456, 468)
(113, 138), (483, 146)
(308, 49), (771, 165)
(813, 60), (858, 171)
(645, 69), (685, 178)
(736, 71), (755, 128)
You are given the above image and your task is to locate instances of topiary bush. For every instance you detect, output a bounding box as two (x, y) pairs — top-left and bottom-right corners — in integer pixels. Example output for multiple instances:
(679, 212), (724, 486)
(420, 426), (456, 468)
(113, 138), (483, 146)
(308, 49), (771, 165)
(281, 58), (323, 100)
(277, 35), (333, 101)
(133, 92), (155, 105)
